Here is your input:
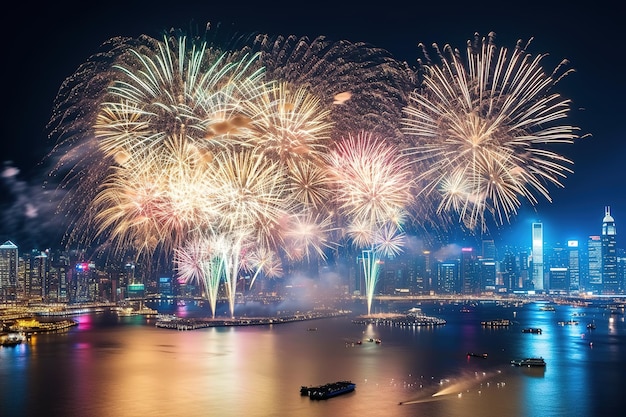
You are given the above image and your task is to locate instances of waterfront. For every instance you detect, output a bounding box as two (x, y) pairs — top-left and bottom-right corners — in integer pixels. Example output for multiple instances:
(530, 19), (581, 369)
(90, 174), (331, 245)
(1, 299), (626, 416)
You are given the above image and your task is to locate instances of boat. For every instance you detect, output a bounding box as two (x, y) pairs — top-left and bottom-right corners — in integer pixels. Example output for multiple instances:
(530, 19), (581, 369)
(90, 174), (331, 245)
(9, 318), (78, 334)
(301, 380), (356, 400)
(116, 306), (158, 317)
(539, 305), (556, 311)
(511, 357), (546, 367)
(481, 319), (511, 327)
(467, 352), (488, 358)
(557, 320), (579, 326)
(1, 332), (27, 347)
(522, 328), (542, 334)
(115, 307), (134, 317)
(587, 322), (596, 330)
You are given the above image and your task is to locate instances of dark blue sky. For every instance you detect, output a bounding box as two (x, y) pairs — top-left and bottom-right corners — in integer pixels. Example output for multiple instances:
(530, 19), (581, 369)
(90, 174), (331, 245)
(2, 0), (624, 250)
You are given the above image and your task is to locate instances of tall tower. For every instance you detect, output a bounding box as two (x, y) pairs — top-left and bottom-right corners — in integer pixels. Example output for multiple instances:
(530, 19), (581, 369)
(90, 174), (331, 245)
(460, 247), (477, 295)
(532, 222), (544, 291)
(587, 235), (602, 292)
(601, 206), (618, 293)
(437, 260), (459, 294)
(567, 240), (580, 292)
(0, 240), (18, 302)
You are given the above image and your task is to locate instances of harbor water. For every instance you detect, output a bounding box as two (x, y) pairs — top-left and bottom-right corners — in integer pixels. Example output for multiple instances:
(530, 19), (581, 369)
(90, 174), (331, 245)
(1, 299), (625, 416)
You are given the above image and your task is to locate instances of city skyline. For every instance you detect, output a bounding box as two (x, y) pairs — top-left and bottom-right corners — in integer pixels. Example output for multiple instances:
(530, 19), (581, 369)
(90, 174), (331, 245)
(2, 208), (624, 305)
(2, 1), (624, 253)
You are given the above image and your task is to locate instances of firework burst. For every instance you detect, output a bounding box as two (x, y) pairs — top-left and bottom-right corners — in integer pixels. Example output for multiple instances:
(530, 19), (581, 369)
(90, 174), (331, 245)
(251, 34), (415, 143)
(403, 32), (579, 231)
(326, 131), (414, 315)
(327, 131), (415, 227)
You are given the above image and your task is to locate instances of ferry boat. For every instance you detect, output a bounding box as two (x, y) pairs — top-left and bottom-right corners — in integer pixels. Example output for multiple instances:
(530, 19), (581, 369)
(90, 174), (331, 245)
(467, 352), (488, 359)
(1, 331), (27, 347)
(9, 318), (78, 334)
(521, 328), (542, 334)
(481, 319), (511, 327)
(116, 306), (158, 317)
(511, 357), (546, 367)
(300, 380), (356, 400)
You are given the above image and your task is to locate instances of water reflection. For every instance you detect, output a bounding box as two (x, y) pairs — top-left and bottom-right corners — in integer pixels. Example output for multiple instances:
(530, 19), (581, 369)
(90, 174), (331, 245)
(2, 301), (626, 416)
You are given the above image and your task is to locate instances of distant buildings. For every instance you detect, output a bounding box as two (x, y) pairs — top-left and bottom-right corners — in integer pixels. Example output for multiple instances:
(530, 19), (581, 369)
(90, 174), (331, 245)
(0, 207), (624, 302)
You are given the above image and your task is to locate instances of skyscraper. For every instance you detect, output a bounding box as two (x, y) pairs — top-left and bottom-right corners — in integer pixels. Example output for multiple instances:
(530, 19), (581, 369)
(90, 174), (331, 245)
(0, 240), (18, 302)
(500, 247), (518, 291)
(587, 235), (602, 292)
(437, 261), (459, 294)
(601, 206), (618, 294)
(532, 222), (544, 291)
(461, 247), (477, 294)
(567, 240), (580, 292)
(482, 239), (496, 260)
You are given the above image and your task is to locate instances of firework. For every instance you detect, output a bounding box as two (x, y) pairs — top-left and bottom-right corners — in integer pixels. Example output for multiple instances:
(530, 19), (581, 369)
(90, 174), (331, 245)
(91, 140), (218, 259)
(326, 131), (414, 315)
(282, 211), (339, 262)
(251, 34), (415, 144)
(402, 32), (579, 231)
(240, 81), (333, 164)
(48, 32), (270, 261)
(173, 236), (224, 318)
(327, 131), (415, 228)
(45, 25), (584, 319)
(241, 246), (283, 290)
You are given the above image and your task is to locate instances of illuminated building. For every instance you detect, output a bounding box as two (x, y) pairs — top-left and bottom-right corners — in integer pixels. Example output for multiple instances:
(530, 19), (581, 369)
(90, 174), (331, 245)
(531, 222), (544, 291)
(479, 259), (497, 293)
(437, 260), (459, 294)
(482, 239), (496, 260)
(587, 235), (602, 292)
(71, 261), (97, 303)
(500, 247), (518, 291)
(21, 249), (48, 302)
(618, 251), (626, 292)
(47, 251), (70, 303)
(415, 250), (433, 294)
(0, 240), (18, 302)
(159, 277), (174, 297)
(127, 283), (145, 299)
(601, 206), (618, 294)
(548, 267), (569, 295)
(567, 240), (580, 292)
(460, 247), (477, 294)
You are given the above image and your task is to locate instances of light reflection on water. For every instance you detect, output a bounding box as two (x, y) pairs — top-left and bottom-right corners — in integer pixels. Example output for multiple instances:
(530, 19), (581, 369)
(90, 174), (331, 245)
(1, 301), (625, 416)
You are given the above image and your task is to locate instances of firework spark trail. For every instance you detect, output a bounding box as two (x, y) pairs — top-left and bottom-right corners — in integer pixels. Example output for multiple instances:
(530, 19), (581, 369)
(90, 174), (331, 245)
(327, 132), (414, 315)
(241, 246), (283, 290)
(402, 32), (579, 232)
(399, 370), (504, 405)
(208, 149), (293, 316)
(173, 236), (225, 318)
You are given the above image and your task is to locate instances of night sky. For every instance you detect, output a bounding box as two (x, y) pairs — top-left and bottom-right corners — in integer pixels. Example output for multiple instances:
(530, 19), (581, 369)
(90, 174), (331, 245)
(2, 0), (624, 251)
